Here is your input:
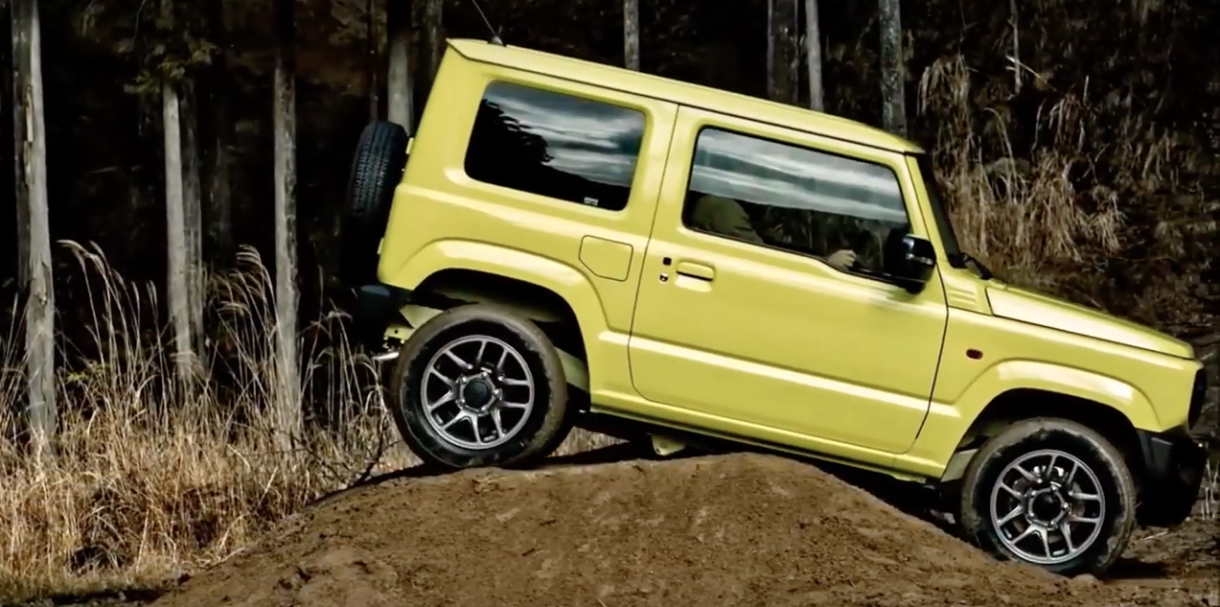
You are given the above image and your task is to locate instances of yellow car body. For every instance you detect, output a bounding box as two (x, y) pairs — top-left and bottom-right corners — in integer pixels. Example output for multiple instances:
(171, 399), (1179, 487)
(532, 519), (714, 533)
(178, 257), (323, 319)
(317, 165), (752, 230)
(343, 37), (1208, 575)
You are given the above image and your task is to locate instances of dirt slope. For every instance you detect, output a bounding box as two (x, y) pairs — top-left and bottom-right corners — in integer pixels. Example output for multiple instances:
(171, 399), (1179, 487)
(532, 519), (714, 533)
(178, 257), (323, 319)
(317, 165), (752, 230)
(150, 452), (1209, 607)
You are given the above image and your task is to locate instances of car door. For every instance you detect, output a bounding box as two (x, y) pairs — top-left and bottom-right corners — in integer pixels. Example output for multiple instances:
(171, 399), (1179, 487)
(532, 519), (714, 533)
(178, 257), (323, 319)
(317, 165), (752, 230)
(626, 106), (949, 456)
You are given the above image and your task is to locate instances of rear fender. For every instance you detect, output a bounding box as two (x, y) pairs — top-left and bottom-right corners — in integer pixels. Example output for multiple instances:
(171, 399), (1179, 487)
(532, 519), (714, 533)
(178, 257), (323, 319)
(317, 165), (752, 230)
(385, 303), (590, 392)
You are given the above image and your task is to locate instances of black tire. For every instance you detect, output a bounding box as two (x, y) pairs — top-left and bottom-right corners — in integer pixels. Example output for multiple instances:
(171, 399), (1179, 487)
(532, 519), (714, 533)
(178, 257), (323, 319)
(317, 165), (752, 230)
(387, 303), (573, 470)
(958, 418), (1137, 577)
(341, 120), (409, 286)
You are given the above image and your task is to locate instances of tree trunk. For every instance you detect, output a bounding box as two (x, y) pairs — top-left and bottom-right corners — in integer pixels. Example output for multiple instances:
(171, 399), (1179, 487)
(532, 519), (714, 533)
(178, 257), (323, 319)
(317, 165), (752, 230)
(387, 0), (413, 131)
(160, 0), (196, 388)
(624, 0), (639, 70)
(766, 0), (773, 97)
(879, 0), (906, 135)
(804, 0), (824, 111)
(767, 0), (799, 105)
(205, 0), (233, 264)
(1009, 0), (1021, 93)
(12, 0), (56, 465)
(273, 0), (301, 453)
(181, 80), (204, 347)
(421, 0), (443, 102)
(365, 0), (379, 119)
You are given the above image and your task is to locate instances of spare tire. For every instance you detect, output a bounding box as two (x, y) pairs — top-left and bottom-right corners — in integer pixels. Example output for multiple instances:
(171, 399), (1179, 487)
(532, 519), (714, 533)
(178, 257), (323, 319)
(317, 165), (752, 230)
(341, 120), (409, 286)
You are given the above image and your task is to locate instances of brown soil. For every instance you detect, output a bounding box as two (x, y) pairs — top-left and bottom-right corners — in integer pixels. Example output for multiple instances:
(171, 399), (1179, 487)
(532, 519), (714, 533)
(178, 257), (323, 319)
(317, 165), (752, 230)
(150, 450), (1219, 607)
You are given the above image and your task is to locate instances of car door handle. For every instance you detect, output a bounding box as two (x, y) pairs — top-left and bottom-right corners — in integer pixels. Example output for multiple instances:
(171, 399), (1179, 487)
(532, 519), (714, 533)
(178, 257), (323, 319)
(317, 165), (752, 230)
(675, 260), (715, 281)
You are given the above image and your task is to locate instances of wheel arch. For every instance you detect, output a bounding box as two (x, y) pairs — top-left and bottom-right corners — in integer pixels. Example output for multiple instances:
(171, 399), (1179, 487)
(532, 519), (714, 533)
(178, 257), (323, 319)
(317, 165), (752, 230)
(965, 389), (1140, 456)
(940, 388), (1142, 484)
(412, 267), (588, 359)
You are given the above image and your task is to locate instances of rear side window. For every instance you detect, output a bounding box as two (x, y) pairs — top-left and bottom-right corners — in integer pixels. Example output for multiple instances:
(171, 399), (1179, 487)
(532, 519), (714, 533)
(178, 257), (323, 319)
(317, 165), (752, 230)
(464, 81), (645, 211)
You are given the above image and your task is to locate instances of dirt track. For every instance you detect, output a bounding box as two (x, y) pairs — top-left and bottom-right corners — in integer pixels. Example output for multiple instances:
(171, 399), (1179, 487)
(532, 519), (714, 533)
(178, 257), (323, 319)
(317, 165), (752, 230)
(150, 449), (1218, 607)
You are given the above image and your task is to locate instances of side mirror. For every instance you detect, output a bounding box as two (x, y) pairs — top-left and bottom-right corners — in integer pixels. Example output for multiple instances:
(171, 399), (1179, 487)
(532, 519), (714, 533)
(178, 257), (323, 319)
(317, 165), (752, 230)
(885, 232), (936, 293)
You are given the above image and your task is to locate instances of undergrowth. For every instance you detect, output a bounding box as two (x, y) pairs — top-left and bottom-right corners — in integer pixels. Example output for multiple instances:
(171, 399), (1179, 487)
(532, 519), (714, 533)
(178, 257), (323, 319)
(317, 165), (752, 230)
(0, 243), (399, 600)
(917, 54), (1216, 333)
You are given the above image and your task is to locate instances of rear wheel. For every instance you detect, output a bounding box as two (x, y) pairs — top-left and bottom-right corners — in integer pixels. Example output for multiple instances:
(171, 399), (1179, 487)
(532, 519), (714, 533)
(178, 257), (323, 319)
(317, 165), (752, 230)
(387, 304), (573, 470)
(958, 418), (1137, 577)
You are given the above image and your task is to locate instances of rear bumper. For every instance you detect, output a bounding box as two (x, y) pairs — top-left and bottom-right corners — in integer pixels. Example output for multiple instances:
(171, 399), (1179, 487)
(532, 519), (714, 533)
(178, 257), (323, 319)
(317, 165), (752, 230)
(1134, 426), (1208, 528)
(351, 283), (413, 350)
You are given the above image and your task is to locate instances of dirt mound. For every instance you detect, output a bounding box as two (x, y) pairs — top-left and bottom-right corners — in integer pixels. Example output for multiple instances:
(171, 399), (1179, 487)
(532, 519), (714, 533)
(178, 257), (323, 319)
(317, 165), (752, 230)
(149, 452), (1194, 607)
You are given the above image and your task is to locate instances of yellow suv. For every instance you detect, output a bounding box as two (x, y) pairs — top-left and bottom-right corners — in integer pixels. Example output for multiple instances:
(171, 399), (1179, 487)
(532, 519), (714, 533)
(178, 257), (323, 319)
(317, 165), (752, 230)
(338, 38), (1208, 577)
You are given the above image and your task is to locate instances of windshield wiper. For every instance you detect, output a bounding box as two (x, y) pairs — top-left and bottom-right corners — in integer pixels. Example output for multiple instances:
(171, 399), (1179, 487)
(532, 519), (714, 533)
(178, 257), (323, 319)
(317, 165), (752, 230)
(950, 252), (993, 280)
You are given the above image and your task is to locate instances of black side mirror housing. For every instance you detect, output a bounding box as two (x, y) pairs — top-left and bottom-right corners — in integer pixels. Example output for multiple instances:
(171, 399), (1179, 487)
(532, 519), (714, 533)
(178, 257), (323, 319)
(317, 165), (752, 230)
(885, 232), (936, 293)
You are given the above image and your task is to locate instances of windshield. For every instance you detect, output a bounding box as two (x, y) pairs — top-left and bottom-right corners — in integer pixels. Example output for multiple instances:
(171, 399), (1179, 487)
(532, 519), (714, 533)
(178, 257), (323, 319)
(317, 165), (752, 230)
(914, 154), (964, 262)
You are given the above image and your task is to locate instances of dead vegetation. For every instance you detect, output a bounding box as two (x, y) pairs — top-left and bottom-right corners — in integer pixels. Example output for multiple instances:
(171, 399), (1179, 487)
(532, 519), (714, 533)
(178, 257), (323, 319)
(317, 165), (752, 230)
(0, 243), (396, 600)
(916, 53), (1217, 334)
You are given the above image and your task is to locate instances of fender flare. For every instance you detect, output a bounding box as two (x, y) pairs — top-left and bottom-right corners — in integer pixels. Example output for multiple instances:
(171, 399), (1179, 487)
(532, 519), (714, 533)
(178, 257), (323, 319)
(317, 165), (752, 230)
(387, 239), (608, 391)
(920, 360), (1158, 480)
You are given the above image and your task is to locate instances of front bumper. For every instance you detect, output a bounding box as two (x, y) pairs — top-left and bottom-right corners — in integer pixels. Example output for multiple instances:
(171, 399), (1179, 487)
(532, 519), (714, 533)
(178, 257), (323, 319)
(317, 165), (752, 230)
(1134, 426), (1208, 528)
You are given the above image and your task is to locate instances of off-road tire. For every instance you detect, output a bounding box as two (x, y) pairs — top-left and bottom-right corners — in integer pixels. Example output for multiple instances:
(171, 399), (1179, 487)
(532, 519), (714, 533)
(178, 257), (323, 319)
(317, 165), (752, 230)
(958, 418), (1137, 577)
(341, 120), (408, 285)
(387, 303), (573, 470)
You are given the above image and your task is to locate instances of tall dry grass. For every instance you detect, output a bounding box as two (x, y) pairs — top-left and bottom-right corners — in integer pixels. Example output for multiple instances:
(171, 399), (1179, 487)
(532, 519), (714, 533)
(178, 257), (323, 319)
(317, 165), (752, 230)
(0, 243), (413, 601)
(916, 54), (1216, 333)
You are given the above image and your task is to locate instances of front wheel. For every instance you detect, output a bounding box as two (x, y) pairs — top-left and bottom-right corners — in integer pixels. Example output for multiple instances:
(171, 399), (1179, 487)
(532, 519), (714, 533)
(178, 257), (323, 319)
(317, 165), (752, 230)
(958, 418), (1137, 577)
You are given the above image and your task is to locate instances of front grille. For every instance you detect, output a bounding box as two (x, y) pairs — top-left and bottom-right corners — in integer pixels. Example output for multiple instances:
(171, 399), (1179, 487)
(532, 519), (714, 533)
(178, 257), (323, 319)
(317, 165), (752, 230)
(1188, 368), (1206, 429)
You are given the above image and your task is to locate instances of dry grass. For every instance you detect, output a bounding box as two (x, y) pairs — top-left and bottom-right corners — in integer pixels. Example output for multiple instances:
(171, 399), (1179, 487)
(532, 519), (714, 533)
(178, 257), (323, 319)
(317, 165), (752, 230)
(1201, 458), (1220, 520)
(916, 54), (1215, 331)
(0, 243), (401, 601)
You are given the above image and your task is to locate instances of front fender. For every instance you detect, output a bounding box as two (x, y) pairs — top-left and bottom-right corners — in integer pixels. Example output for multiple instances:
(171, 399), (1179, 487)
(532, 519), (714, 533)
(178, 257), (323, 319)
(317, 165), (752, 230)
(966, 360), (1161, 428)
(908, 360), (1160, 477)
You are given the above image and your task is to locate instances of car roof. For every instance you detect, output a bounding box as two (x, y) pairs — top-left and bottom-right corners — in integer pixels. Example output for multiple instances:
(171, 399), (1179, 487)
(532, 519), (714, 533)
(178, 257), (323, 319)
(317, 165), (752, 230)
(447, 38), (924, 154)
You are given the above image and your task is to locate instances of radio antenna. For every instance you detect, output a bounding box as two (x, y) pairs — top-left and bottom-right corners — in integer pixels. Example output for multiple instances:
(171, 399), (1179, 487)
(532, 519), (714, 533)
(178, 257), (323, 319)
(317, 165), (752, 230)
(469, 0), (504, 45)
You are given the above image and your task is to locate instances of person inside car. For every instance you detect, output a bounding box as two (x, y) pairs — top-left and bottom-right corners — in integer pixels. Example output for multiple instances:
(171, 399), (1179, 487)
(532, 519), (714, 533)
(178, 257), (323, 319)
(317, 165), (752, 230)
(687, 193), (858, 271)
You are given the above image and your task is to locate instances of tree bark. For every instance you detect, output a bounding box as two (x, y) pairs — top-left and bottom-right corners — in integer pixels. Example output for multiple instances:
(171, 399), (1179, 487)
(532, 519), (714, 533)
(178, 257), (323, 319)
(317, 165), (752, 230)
(181, 79), (204, 346)
(160, 0), (195, 387)
(879, 0), (907, 135)
(273, 0), (301, 452)
(766, 0), (773, 98)
(421, 0), (443, 101)
(12, 0), (56, 465)
(767, 0), (799, 105)
(365, 0), (379, 119)
(387, 0), (413, 131)
(804, 0), (824, 111)
(205, 0), (233, 263)
(624, 0), (639, 71)
(1009, 0), (1021, 93)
